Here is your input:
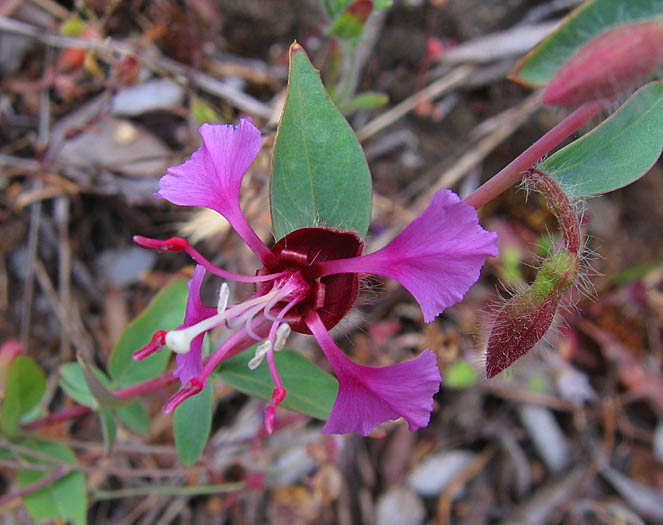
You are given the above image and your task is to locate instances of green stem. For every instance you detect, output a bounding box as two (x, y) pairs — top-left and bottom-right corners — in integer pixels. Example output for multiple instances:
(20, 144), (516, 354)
(92, 482), (245, 501)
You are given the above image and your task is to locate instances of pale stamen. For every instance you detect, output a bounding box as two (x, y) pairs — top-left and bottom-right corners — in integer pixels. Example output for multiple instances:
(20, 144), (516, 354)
(217, 283), (229, 313)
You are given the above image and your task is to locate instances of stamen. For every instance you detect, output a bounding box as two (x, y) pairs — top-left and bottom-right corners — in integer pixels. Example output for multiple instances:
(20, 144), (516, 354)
(133, 235), (188, 252)
(217, 283), (229, 313)
(163, 377), (204, 413)
(134, 235), (288, 283)
(133, 330), (167, 360)
(165, 288), (284, 353)
(274, 324), (290, 352)
(248, 341), (271, 370)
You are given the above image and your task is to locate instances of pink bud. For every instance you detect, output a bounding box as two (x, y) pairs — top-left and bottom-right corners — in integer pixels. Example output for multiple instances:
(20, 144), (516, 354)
(264, 386), (286, 434)
(133, 235), (189, 252)
(163, 377), (204, 413)
(543, 20), (663, 106)
(133, 330), (167, 360)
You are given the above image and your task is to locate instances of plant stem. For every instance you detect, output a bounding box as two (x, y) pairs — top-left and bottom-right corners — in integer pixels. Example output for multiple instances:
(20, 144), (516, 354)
(463, 99), (610, 209)
(91, 482), (245, 501)
(22, 370), (179, 431)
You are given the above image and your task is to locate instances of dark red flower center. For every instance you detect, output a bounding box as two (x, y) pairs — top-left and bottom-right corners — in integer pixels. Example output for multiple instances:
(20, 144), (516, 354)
(258, 227), (363, 334)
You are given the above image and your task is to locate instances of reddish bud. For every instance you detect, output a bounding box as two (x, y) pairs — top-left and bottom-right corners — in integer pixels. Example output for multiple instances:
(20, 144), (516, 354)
(346, 0), (373, 24)
(133, 235), (189, 252)
(113, 55), (140, 86)
(485, 250), (579, 377)
(133, 330), (167, 360)
(543, 20), (663, 106)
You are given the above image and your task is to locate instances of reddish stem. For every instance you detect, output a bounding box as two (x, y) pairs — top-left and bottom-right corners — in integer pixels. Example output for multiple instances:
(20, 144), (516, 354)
(0, 466), (70, 506)
(463, 99), (610, 209)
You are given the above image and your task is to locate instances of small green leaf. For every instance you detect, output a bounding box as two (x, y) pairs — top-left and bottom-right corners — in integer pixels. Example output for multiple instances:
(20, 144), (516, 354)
(217, 348), (338, 421)
(174, 384), (213, 466)
(324, 0), (353, 20)
(78, 354), (127, 410)
(539, 82), (663, 198)
(18, 439), (87, 525)
(59, 362), (107, 408)
(270, 43), (372, 241)
(1, 356), (46, 436)
(116, 402), (151, 435)
(511, 0), (663, 86)
(444, 359), (478, 389)
(99, 409), (117, 454)
(108, 274), (189, 387)
(341, 91), (389, 113)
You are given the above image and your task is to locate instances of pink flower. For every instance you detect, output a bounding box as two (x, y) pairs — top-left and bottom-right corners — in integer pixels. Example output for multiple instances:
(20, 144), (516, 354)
(134, 119), (498, 436)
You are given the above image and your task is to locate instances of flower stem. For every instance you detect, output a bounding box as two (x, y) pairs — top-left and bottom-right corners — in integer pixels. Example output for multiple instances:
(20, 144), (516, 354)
(463, 99), (610, 209)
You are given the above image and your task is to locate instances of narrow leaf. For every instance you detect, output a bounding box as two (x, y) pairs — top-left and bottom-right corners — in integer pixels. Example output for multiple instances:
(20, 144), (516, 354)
(511, 0), (663, 86)
(174, 384), (213, 466)
(341, 91), (389, 113)
(540, 82), (663, 198)
(18, 439), (87, 525)
(99, 409), (117, 454)
(78, 353), (127, 410)
(1, 356), (45, 436)
(217, 348), (338, 421)
(59, 362), (109, 408)
(270, 43), (372, 241)
(108, 274), (189, 387)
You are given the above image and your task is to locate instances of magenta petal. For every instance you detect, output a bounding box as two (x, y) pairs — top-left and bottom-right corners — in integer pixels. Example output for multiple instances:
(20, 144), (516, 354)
(173, 265), (216, 385)
(307, 312), (441, 436)
(156, 119), (271, 261)
(321, 189), (498, 322)
(157, 119), (261, 217)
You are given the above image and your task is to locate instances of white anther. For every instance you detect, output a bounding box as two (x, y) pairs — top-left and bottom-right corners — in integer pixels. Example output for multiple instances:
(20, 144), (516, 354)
(217, 282), (229, 313)
(165, 330), (195, 354)
(248, 340), (271, 370)
(274, 324), (291, 352)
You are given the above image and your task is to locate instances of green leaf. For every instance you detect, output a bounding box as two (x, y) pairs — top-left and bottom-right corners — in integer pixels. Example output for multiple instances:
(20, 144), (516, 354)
(444, 359), (479, 389)
(270, 43), (372, 241)
(324, 0), (353, 20)
(18, 439), (87, 525)
(341, 91), (389, 113)
(217, 348), (338, 421)
(511, 0), (663, 86)
(174, 384), (213, 466)
(1, 356), (46, 436)
(78, 354), (127, 410)
(59, 362), (106, 408)
(116, 402), (151, 435)
(191, 96), (222, 125)
(539, 82), (663, 198)
(108, 274), (190, 387)
(99, 409), (117, 454)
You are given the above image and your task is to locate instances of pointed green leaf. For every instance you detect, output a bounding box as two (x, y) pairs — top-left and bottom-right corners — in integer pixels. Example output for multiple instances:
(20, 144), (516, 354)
(18, 439), (87, 525)
(539, 82), (663, 197)
(174, 384), (213, 466)
(217, 348), (338, 421)
(1, 356), (45, 436)
(270, 43), (372, 241)
(78, 353), (127, 410)
(59, 362), (107, 408)
(511, 0), (663, 86)
(108, 274), (189, 387)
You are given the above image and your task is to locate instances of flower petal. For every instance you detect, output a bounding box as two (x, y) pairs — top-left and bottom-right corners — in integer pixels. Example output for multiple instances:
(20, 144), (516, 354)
(306, 311), (441, 436)
(156, 119), (271, 261)
(173, 265), (215, 385)
(319, 189), (498, 322)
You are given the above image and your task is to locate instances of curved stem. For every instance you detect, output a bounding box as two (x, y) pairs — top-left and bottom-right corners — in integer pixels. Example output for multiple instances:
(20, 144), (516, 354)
(463, 99), (610, 209)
